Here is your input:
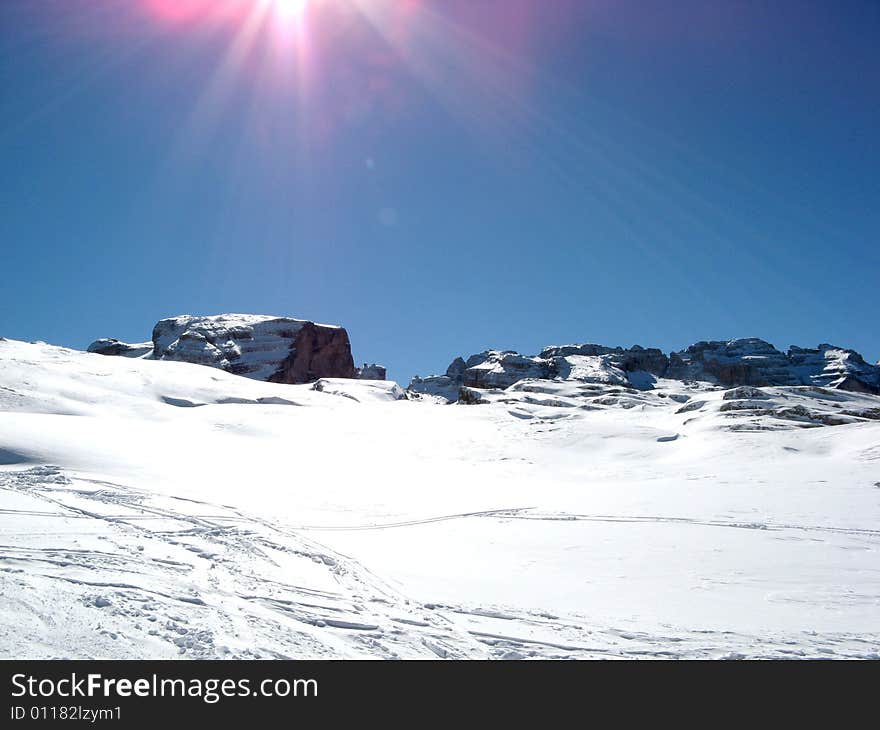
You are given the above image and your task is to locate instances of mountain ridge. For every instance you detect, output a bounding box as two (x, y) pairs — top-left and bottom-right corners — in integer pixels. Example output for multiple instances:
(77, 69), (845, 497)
(411, 336), (880, 400)
(84, 314), (880, 398)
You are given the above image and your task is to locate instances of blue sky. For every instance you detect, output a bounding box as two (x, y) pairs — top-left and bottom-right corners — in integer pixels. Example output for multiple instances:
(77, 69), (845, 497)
(1, 1), (878, 383)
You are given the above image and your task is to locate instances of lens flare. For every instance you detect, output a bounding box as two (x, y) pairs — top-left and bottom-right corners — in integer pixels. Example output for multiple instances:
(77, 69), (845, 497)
(273, 0), (309, 22)
(139, 1), (311, 29)
(128, 0), (564, 156)
(140, 0), (246, 25)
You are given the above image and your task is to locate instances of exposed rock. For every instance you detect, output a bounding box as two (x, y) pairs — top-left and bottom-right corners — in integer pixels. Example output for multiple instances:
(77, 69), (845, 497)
(458, 347), (662, 392)
(719, 399), (774, 412)
(539, 344), (621, 359)
(409, 337), (880, 401)
(841, 407), (880, 421)
(462, 351), (551, 389)
(459, 386), (491, 405)
(90, 314), (365, 384)
(541, 344), (669, 377)
(407, 373), (461, 402)
(616, 346), (670, 377)
(667, 339), (880, 394)
(667, 339), (799, 387)
(788, 344), (880, 394)
(150, 314), (356, 384)
(718, 399), (866, 428)
(723, 386), (769, 401)
(445, 357), (467, 380)
(676, 400), (707, 414)
(87, 338), (153, 358)
(552, 355), (630, 386)
(356, 363), (387, 381)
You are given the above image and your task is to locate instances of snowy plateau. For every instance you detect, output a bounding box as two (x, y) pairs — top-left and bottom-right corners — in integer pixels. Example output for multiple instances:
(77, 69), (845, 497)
(1, 328), (880, 660)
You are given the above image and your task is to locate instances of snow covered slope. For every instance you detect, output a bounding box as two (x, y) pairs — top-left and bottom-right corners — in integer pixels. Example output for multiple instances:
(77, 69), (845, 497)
(1, 338), (879, 659)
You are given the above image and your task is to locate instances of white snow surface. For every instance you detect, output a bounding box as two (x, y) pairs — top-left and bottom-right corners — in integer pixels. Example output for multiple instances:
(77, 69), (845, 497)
(1, 338), (879, 659)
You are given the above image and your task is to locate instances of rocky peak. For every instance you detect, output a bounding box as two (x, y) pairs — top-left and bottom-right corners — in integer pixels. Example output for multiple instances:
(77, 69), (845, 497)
(539, 344), (622, 358)
(787, 344), (880, 394)
(410, 336), (880, 401)
(90, 313), (357, 384)
(356, 363), (387, 381)
(665, 339), (880, 393)
(445, 357), (467, 380)
(666, 338), (798, 386)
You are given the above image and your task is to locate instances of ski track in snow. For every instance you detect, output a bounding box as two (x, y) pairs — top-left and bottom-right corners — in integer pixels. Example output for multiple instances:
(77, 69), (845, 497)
(2, 466), (878, 660)
(0, 466), (484, 659)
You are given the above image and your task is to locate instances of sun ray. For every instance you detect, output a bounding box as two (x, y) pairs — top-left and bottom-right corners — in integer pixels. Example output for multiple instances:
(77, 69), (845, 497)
(272, 0), (310, 23)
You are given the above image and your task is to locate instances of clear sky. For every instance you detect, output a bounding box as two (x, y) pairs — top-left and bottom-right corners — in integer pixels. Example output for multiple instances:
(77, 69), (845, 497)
(1, 1), (878, 383)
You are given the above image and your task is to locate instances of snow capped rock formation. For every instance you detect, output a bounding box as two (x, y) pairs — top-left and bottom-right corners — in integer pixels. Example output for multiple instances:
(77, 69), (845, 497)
(407, 373), (461, 402)
(461, 351), (552, 389)
(667, 339), (880, 393)
(411, 337), (880, 403)
(151, 314), (356, 384)
(409, 345), (667, 401)
(87, 338), (153, 358)
(539, 344), (669, 377)
(787, 344), (880, 394)
(90, 314), (357, 384)
(356, 363), (387, 380)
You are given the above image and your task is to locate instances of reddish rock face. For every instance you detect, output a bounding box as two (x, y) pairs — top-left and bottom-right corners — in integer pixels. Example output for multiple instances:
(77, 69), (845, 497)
(148, 314), (357, 385)
(269, 322), (356, 384)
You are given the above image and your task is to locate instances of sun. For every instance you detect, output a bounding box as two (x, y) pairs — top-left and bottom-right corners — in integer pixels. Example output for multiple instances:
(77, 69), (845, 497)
(272, 0), (310, 22)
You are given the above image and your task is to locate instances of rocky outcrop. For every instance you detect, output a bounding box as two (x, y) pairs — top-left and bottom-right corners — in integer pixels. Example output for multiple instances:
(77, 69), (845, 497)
(412, 344), (670, 401)
(667, 339), (880, 394)
(666, 339), (800, 386)
(445, 357), (468, 381)
(91, 314), (357, 384)
(787, 345), (880, 394)
(616, 346), (670, 377)
(87, 339), (153, 358)
(462, 351), (551, 389)
(722, 386), (770, 401)
(409, 350), (549, 400)
(410, 337), (880, 402)
(356, 363), (387, 381)
(538, 345), (669, 377)
(407, 374), (462, 402)
(151, 315), (356, 384)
